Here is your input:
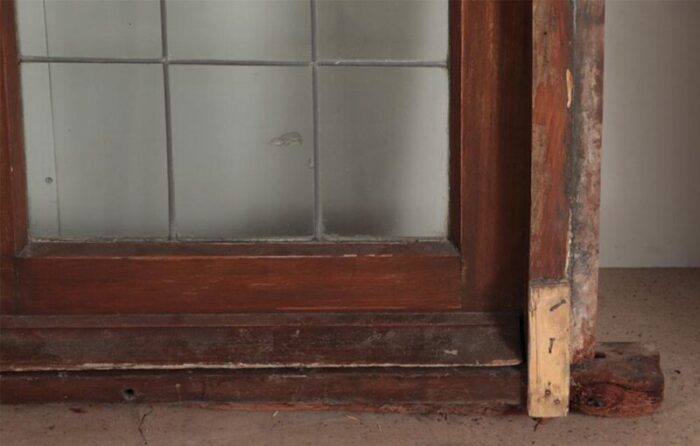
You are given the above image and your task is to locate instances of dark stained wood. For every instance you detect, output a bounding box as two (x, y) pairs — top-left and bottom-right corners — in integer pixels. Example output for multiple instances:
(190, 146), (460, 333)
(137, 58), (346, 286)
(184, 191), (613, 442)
(0, 0), (28, 312)
(22, 240), (458, 257)
(568, 0), (605, 363)
(0, 312), (522, 371)
(14, 243), (461, 314)
(530, 0), (572, 282)
(457, 0), (532, 312)
(447, 0), (463, 246)
(0, 366), (526, 415)
(571, 343), (664, 417)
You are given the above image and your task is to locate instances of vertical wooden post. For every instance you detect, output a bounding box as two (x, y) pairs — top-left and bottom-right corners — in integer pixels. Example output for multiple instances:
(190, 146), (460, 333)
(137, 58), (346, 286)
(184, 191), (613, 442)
(529, 0), (573, 418)
(568, 0), (605, 364)
(0, 0), (28, 312)
(529, 0), (606, 416)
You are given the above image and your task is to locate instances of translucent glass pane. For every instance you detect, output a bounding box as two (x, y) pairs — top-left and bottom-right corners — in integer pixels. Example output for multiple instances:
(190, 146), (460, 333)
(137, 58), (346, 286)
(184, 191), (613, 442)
(318, 67), (448, 238)
(166, 0), (311, 61)
(170, 66), (314, 239)
(21, 64), (59, 238)
(21, 63), (169, 238)
(317, 0), (448, 61)
(16, 0), (162, 58)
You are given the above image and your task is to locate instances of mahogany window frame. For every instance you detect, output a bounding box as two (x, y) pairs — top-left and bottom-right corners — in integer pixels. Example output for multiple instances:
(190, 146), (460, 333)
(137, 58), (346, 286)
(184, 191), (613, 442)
(1, 0), (532, 316)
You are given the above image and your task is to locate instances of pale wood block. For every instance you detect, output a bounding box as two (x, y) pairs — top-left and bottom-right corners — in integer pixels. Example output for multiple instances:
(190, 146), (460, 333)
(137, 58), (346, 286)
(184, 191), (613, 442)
(528, 281), (571, 417)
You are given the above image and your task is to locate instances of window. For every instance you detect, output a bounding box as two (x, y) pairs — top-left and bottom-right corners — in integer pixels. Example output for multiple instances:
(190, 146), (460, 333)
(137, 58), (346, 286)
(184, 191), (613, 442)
(17, 0), (449, 241)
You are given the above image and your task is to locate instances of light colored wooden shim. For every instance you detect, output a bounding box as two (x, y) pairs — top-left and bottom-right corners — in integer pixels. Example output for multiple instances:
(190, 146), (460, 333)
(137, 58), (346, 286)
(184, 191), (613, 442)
(528, 282), (571, 417)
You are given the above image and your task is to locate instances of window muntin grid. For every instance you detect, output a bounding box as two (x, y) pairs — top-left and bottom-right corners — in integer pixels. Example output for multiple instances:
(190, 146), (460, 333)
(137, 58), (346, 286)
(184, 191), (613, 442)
(17, 0), (449, 241)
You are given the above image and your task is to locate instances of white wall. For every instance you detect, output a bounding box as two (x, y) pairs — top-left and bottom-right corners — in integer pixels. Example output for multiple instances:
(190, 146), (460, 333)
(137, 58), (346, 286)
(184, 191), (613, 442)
(600, 0), (700, 267)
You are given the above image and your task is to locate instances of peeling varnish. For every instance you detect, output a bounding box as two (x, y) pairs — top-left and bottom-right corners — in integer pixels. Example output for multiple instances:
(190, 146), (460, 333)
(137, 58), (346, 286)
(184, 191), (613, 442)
(566, 68), (574, 109)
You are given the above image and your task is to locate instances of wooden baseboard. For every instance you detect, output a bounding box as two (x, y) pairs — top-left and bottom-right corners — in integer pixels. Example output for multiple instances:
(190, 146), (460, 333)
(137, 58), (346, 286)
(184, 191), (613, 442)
(1, 342), (664, 418)
(0, 312), (522, 371)
(0, 366), (526, 415)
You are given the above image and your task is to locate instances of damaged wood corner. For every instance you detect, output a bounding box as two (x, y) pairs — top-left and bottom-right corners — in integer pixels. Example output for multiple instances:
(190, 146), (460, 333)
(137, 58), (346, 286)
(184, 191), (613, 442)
(571, 342), (664, 417)
(527, 281), (571, 418)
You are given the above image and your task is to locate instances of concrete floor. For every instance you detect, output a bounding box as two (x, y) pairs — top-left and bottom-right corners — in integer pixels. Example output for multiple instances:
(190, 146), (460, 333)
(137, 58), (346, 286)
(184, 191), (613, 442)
(1, 268), (699, 445)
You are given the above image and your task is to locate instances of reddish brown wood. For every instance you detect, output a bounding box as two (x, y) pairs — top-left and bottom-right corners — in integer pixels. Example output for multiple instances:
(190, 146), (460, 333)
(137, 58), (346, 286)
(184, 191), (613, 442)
(530, 0), (572, 282)
(0, 366), (525, 414)
(530, 0), (606, 363)
(458, 0), (532, 312)
(0, 0), (28, 312)
(447, 0), (463, 246)
(569, 0), (605, 363)
(15, 243), (461, 314)
(571, 343), (664, 417)
(22, 240), (457, 257)
(0, 312), (522, 371)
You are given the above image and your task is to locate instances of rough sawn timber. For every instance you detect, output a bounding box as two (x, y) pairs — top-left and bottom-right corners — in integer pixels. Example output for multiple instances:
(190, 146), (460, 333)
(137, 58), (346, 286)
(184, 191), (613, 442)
(571, 343), (664, 417)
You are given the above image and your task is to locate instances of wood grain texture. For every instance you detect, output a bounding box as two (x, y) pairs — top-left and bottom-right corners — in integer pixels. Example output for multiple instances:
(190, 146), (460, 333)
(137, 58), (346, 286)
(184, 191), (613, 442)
(530, 0), (572, 281)
(527, 281), (571, 417)
(0, 366), (525, 415)
(571, 343), (663, 417)
(457, 0), (531, 312)
(0, 312), (522, 371)
(568, 0), (605, 363)
(21, 240), (458, 257)
(528, 0), (575, 418)
(0, 0), (28, 312)
(14, 242), (461, 314)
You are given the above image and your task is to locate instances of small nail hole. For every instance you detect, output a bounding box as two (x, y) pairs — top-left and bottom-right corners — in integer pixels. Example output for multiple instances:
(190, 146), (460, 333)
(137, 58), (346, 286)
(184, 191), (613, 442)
(594, 351), (607, 359)
(122, 388), (136, 401)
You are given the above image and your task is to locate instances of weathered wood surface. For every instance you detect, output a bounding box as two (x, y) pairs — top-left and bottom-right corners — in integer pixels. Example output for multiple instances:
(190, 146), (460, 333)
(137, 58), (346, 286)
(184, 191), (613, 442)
(568, 0), (606, 363)
(529, 0), (575, 418)
(571, 343), (663, 417)
(0, 366), (525, 415)
(0, 312), (522, 371)
(530, 0), (572, 283)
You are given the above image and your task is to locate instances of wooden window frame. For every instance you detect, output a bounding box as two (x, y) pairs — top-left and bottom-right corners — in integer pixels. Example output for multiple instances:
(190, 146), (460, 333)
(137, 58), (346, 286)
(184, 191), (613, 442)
(1, 0), (605, 418)
(1, 0), (532, 316)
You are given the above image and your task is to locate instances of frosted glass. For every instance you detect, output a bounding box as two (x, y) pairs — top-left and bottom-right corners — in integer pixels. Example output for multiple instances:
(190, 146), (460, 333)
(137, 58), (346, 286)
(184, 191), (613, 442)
(20, 64), (59, 238)
(170, 66), (314, 239)
(317, 0), (448, 61)
(16, 0), (162, 58)
(318, 67), (449, 238)
(32, 64), (169, 238)
(16, 0), (47, 56)
(166, 0), (311, 61)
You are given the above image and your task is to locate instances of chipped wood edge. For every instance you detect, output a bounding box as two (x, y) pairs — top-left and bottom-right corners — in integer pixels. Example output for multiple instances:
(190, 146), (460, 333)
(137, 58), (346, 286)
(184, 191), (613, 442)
(527, 281), (571, 417)
(568, 0), (606, 364)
